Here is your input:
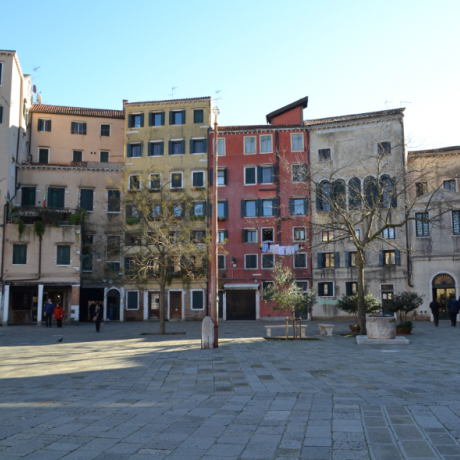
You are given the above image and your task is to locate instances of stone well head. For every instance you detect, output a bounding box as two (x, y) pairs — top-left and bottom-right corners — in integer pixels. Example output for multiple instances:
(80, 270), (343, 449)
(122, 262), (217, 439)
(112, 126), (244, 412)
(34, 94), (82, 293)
(366, 315), (396, 339)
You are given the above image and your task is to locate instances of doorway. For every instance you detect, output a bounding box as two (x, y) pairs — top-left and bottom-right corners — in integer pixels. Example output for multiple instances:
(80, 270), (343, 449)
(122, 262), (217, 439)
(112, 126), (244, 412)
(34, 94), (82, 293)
(218, 291), (224, 319)
(432, 273), (456, 320)
(381, 284), (394, 315)
(107, 289), (120, 321)
(226, 290), (256, 320)
(169, 291), (182, 319)
(149, 291), (160, 319)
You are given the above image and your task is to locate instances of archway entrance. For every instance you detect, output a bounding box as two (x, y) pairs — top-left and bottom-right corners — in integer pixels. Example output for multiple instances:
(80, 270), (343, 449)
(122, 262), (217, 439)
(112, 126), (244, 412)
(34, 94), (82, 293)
(432, 274), (456, 320)
(107, 289), (121, 321)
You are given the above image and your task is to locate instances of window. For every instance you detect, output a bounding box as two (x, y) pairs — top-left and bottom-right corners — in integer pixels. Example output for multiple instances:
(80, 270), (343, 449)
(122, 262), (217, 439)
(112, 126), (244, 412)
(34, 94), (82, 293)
(262, 228), (274, 242)
(148, 142), (164, 156)
(127, 143), (142, 158)
(191, 290), (204, 310)
(294, 253), (307, 268)
(323, 253), (336, 268)
(169, 140), (184, 155)
(100, 151), (109, 162)
(453, 211), (460, 235)
(217, 138), (225, 156)
(172, 204), (183, 218)
(292, 164), (307, 183)
(415, 212), (430, 237)
(108, 190), (120, 212)
(348, 252), (357, 267)
(126, 204), (139, 219)
(125, 257), (136, 272)
(384, 250), (396, 265)
(149, 112), (165, 126)
(13, 245), (27, 265)
(218, 255), (225, 269)
(192, 202), (205, 217)
(293, 227), (306, 241)
(290, 198), (307, 216)
(129, 114), (143, 128)
(194, 109), (204, 124)
(245, 167), (257, 185)
(100, 124), (110, 136)
(57, 245), (71, 265)
(317, 180), (331, 212)
(318, 282), (334, 297)
(262, 254), (274, 269)
(127, 291), (139, 310)
(382, 227), (396, 239)
(218, 230), (227, 243)
(21, 187), (35, 206)
(297, 281), (309, 293)
(80, 189), (93, 212)
(38, 119), (51, 132)
(416, 182), (427, 197)
(260, 135), (272, 153)
(291, 133), (303, 151)
(318, 148), (331, 162)
(82, 252), (92, 272)
(349, 229), (361, 241)
(48, 187), (65, 208)
(243, 229), (257, 243)
(244, 200), (257, 217)
(39, 148), (49, 164)
(444, 180), (456, 192)
(192, 171), (205, 188)
(346, 282), (358, 296)
(0, 106), (3, 124)
(378, 142), (391, 156)
(217, 169), (226, 186)
(191, 138), (207, 154)
(192, 230), (205, 244)
(107, 235), (121, 262)
(170, 111), (185, 125)
(171, 173), (183, 189)
(152, 205), (161, 219)
(245, 254), (257, 269)
(245, 136), (256, 154)
(259, 165), (274, 184)
(262, 281), (274, 300)
(71, 122), (86, 135)
(150, 174), (161, 190)
(169, 231), (180, 244)
(129, 175), (140, 191)
(0, 63), (2, 86)
(262, 199), (274, 216)
(125, 232), (141, 246)
(322, 231), (334, 242)
(218, 201), (228, 219)
(72, 151), (83, 162)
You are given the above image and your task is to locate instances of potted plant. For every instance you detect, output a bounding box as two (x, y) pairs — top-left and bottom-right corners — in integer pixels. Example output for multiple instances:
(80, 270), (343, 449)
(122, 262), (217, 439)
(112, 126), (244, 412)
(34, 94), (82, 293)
(337, 293), (381, 333)
(389, 292), (424, 335)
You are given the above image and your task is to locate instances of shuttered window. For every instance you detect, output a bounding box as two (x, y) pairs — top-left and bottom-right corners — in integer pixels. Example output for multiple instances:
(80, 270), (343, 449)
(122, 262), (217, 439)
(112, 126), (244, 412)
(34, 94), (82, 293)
(148, 142), (164, 156)
(48, 187), (65, 208)
(71, 122), (86, 135)
(39, 149), (49, 164)
(150, 174), (161, 190)
(57, 245), (71, 265)
(294, 253), (307, 268)
(100, 124), (110, 136)
(72, 151), (83, 162)
(149, 112), (165, 126)
(191, 290), (204, 309)
(245, 255), (257, 269)
(80, 189), (93, 212)
(318, 282), (334, 297)
(38, 119), (51, 132)
(107, 190), (120, 212)
(192, 171), (204, 187)
(100, 151), (109, 162)
(245, 167), (256, 185)
(194, 110), (204, 124)
(127, 291), (139, 310)
(21, 187), (35, 206)
(13, 245), (27, 265)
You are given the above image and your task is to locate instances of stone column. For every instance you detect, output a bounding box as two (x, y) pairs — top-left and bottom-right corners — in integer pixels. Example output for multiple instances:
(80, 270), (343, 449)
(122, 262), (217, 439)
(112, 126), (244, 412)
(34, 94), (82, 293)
(223, 291), (227, 321)
(255, 287), (260, 320)
(37, 284), (44, 326)
(2, 285), (10, 326)
(103, 287), (108, 321)
(143, 291), (148, 320)
(70, 285), (80, 322)
(120, 288), (124, 322)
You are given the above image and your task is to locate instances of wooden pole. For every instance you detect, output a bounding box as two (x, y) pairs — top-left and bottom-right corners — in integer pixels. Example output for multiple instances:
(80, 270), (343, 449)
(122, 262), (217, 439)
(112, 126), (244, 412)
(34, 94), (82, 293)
(211, 109), (219, 347)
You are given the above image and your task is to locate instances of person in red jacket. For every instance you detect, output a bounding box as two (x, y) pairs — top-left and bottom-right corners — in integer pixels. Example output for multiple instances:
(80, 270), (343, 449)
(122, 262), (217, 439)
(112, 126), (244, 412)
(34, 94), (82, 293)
(54, 303), (64, 328)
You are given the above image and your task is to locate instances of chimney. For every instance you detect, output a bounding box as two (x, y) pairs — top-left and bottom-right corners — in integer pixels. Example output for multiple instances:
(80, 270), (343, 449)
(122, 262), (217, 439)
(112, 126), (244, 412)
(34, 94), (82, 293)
(122, 99), (128, 116)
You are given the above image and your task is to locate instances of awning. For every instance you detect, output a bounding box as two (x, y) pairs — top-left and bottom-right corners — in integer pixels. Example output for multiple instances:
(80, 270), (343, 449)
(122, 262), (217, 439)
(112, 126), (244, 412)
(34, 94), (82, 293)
(223, 283), (259, 291)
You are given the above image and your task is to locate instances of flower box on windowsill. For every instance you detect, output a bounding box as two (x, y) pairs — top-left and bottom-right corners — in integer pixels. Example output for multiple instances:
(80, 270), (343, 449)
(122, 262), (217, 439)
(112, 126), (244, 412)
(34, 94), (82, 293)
(170, 188), (182, 192)
(191, 187), (204, 192)
(218, 217), (227, 221)
(191, 215), (205, 221)
(149, 189), (161, 193)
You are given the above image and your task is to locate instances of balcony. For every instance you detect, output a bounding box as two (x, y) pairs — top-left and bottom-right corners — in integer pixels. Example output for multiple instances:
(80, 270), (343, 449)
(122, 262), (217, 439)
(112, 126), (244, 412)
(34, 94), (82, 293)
(9, 206), (79, 226)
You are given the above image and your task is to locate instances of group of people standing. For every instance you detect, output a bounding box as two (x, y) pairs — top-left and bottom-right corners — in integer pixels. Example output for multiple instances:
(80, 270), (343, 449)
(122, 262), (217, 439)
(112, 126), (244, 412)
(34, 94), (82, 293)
(429, 295), (460, 326)
(43, 299), (64, 328)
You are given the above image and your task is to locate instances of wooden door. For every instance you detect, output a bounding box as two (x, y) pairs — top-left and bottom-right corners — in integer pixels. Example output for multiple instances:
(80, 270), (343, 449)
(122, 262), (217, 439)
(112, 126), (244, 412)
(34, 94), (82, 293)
(226, 290), (256, 320)
(170, 291), (182, 319)
(149, 292), (160, 319)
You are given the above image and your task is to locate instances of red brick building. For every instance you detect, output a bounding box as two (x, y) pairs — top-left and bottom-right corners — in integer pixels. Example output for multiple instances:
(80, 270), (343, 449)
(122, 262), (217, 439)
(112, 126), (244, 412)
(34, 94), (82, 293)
(209, 97), (311, 320)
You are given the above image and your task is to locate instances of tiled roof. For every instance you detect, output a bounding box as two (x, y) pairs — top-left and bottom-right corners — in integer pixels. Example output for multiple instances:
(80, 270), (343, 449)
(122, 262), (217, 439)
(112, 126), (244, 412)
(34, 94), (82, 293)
(216, 124), (305, 132)
(409, 146), (460, 155)
(126, 96), (211, 106)
(304, 108), (405, 127)
(29, 104), (124, 119)
(266, 96), (309, 123)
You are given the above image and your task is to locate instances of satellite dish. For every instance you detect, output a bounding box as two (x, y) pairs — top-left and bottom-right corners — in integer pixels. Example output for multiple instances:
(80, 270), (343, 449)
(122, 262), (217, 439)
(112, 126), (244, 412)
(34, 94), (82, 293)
(37, 94), (42, 104)
(33, 85), (37, 93)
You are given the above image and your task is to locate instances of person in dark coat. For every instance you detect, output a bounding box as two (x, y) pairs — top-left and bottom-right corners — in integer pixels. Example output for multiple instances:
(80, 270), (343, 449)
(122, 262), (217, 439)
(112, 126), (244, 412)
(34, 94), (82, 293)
(89, 302), (96, 321)
(429, 298), (440, 327)
(447, 295), (459, 327)
(95, 303), (104, 332)
(44, 299), (55, 327)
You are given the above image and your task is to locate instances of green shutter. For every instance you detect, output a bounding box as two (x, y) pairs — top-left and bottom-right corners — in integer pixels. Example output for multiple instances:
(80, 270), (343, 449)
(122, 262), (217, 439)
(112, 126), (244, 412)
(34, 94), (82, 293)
(148, 143), (152, 156)
(82, 123), (87, 135)
(241, 200), (246, 218)
(318, 283), (324, 296)
(304, 198), (308, 215)
(71, 122), (75, 134)
(346, 282), (352, 296)
(57, 188), (65, 208)
(38, 119), (43, 131)
(181, 140), (185, 154)
(203, 138), (207, 153)
(80, 189), (93, 212)
(223, 168), (227, 184)
(140, 113), (144, 127)
(209, 168), (213, 185)
(317, 253), (323, 269)
(272, 199), (277, 216)
(13, 245), (27, 265)
(190, 139), (194, 154)
(161, 112), (165, 125)
(169, 140), (172, 155)
(0, 106), (3, 123)
(242, 229), (247, 243)
(47, 120), (52, 131)
(334, 252), (340, 268)
(182, 110), (186, 124)
(395, 249), (401, 265)
(160, 141), (164, 155)
(224, 229), (228, 240)
(345, 252), (350, 268)
(257, 166), (263, 183)
(169, 111), (173, 125)
(224, 201), (228, 218)
(57, 246), (70, 265)
(379, 250), (384, 266)
(149, 113), (153, 126)
(127, 144), (132, 158)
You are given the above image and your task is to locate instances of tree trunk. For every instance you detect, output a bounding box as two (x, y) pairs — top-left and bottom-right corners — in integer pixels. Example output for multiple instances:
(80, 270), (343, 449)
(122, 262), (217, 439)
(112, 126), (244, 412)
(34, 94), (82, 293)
(356, 248), (366, 335)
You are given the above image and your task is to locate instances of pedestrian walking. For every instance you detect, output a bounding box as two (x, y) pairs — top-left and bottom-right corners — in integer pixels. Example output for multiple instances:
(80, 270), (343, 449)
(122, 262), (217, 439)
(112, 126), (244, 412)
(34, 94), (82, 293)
(43, 299), (55, 328)
(429, 298), (441, 327)
(54, 303), (64, 328)
(89, 302), (96, 321)
(94, 303), (103, 332)
(447, 295), (459, 327)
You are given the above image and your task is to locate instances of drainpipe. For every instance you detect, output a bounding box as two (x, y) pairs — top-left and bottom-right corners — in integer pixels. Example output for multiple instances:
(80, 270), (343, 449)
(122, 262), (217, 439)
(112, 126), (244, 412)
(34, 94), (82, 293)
(1, 203), (8, 284)
(275, 130), (281, 242)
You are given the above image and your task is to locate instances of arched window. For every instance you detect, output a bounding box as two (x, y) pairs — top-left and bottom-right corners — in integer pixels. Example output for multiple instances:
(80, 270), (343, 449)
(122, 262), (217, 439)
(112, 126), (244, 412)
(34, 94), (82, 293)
(380, 175), (397, 208)
(364, 176), (378, 208)
(332, 179), (346, 209)
(316, 180), (331, 212)
(348, 177), (362, 209)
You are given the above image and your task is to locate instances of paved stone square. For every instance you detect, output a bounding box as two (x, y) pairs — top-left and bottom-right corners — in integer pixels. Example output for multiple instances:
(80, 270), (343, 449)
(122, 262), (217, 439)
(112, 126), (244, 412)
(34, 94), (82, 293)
(0, 320), (460, 459)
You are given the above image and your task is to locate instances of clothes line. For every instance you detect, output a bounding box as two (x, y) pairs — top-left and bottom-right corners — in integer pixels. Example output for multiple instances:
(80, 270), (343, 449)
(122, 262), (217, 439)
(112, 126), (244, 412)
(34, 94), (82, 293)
(261, 243), (302, 255)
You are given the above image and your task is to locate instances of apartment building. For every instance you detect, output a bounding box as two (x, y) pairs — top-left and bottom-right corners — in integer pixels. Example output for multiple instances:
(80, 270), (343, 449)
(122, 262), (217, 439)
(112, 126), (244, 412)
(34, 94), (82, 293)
(209, 97), (311, 320)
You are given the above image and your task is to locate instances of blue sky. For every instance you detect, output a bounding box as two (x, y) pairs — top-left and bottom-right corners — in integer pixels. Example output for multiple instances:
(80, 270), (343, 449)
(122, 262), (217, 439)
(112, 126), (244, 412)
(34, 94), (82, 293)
(2, 0), (458, 149)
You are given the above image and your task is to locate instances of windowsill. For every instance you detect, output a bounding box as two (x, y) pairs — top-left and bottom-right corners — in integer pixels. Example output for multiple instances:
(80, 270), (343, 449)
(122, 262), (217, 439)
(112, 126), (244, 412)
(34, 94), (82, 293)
(170, 124), (184, 126)
(245, 268), (258, 270)
(57, 264), (71, 267)
(294, 267), (307, 270)
(291, 149), (304, 153)
(148, 155), (164, 158)
(260, 151), (273, 154)
(149, 189), (161, 192)
(260, 182), (274, 185)
(149, 125), (163, 128)
(12, 263), (27, 266)
(244, 184), (257, 186)
(107, 212), (121, 214)
(191, 308), (205, 311)
(170, 188), (183, 191)
(262, 267), (274, 270)
(127, 157), (142, 159)
(170, 154), (184, 156)
(192, 153), (206, 155)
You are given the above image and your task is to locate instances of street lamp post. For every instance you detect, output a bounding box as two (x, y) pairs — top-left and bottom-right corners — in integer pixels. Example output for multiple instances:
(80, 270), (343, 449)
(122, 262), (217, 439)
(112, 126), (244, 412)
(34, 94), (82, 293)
(211, 106), (220, 348)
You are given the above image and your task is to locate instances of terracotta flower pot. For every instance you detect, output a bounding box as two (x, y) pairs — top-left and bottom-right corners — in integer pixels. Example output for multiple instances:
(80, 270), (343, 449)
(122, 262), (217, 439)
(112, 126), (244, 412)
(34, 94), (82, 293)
(396, 327), (412, 335)
(349, 325), (358, 333)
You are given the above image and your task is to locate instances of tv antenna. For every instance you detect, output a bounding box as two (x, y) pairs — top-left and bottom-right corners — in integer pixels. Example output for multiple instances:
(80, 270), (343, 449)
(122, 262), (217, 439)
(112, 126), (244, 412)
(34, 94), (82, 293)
(170, 86), (178, 99)
(400, 101), (412, 107)
(32, 66), (41, 103)
(384, 100), (392, 109)
(214, 89), (223, 102)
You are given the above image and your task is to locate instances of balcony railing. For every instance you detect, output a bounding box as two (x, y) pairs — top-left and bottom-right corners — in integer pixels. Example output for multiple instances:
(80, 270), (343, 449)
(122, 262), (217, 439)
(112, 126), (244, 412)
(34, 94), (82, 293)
(9, 207), (76, 225)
